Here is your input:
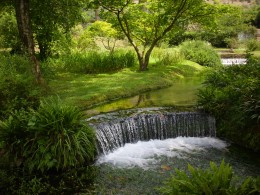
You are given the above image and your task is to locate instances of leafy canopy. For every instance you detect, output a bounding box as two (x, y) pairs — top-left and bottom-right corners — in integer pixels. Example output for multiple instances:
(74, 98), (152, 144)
(98, 0), (215, 70)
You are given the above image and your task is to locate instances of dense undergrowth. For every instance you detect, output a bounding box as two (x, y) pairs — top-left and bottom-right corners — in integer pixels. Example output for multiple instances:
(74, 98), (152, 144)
(198, 57), (260, 151)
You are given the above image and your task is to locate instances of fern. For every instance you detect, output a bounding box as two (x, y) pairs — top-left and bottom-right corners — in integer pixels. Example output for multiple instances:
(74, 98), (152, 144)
(158, 160), (260, 195)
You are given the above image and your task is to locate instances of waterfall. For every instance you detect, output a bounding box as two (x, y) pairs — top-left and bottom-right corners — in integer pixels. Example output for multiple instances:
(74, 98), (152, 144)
(91, 112), (216, 154)
(221, 58), (247, 65)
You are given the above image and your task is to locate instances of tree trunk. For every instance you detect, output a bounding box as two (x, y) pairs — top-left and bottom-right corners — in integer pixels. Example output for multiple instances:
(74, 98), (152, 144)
(14, 0), (43, 84)
(95, 9), (100, 21)
(137, 49), (153, 71)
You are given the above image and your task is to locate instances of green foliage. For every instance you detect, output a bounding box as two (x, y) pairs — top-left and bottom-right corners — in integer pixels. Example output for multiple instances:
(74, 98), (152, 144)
(30, 0), (90, 59)
(176, 4), (257, 48)
(158, 160), (260, 195)
(0, 54), (41, 118)
(0, 99), (96, 172)
(224, 37), (239, 50)
(246, 39), (260, 52)
(180, 40), (221, 67)
(73, 25), (98, 52)
(197, 60), (260, 151)
(0, 10), (21, 53)
(88, 21), (121, 52)
(51, 50), (136, 74)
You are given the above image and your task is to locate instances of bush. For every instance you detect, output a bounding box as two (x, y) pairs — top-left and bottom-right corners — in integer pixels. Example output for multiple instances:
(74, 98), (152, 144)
(197, 60), (260, 151)
(0, 54), (41, 118)
(0, 99), (96, 172)
(158, 160), (260, 195)
(49, 50), (136, 74)
(246, 39), (260, 52)
(224, 37), (239, 50)
(180, 40), (221, 67)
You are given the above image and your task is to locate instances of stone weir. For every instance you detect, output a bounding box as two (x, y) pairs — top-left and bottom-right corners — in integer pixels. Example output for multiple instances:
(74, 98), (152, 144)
(90, 111), (216, 154)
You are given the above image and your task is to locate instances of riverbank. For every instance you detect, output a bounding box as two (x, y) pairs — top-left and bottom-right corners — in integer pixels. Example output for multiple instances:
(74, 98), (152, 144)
(48, 60), (204, 109)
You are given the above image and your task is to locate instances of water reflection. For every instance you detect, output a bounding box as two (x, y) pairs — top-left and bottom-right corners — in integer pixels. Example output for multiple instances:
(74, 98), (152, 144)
(85, 77), (203, 117)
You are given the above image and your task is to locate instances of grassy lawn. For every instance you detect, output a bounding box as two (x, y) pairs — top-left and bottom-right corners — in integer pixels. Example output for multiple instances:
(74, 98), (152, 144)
(48, 60), (204, 109)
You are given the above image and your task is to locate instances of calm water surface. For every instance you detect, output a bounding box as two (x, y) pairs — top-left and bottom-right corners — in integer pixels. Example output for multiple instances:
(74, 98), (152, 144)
(85, 77), (203, 116)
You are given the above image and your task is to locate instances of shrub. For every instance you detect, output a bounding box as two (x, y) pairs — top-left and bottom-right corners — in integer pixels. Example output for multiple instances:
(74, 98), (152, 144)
(158, 160), (260, 195)
(246, 39), (260, 52)
(197, 60), (260, 151)
(180, 40), (221, 67)
(0, 99), (96, 172)
(224, 37), (239, 51)
(0, 54), (41, 118)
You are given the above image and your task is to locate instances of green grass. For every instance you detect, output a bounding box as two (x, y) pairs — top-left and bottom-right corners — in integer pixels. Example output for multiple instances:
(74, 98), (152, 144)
(48, 60), (204, 109)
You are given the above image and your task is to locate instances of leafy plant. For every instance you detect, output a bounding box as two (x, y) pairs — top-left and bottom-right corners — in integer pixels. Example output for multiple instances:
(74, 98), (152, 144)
(180, 40), (222, 67)
(0, 99), (96, 172)
(158, 160), (260, 195)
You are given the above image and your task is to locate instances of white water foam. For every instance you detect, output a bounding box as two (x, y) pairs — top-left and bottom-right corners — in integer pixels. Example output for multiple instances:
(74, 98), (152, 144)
(97, 137), (227, 169)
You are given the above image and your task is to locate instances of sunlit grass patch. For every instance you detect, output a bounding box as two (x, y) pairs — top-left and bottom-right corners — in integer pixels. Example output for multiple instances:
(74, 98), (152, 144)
(48, 61), (204, 108)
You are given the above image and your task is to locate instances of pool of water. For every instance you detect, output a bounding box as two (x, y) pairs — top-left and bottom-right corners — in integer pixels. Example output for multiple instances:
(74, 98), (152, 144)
(85, 77), (203, 117)
(93, 138), (260, 194)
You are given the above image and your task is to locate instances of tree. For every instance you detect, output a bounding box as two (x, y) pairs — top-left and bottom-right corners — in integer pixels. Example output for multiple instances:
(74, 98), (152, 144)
(199, 4), (257, 47)
(14, 0), (43, 84)
(30, 0), (90, 60)
(98, 0), (214, 71)
(88, 20), (121, 53)
(1, 0), (90, 83)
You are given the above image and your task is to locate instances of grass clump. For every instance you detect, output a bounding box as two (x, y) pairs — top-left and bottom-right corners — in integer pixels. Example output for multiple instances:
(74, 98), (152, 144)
(49, 50), (136, 74)
(151, 47), (185, 66)
(180, 40), (222, 67)
(0, 99), (96, 172)
(158, 160), (260, 195)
